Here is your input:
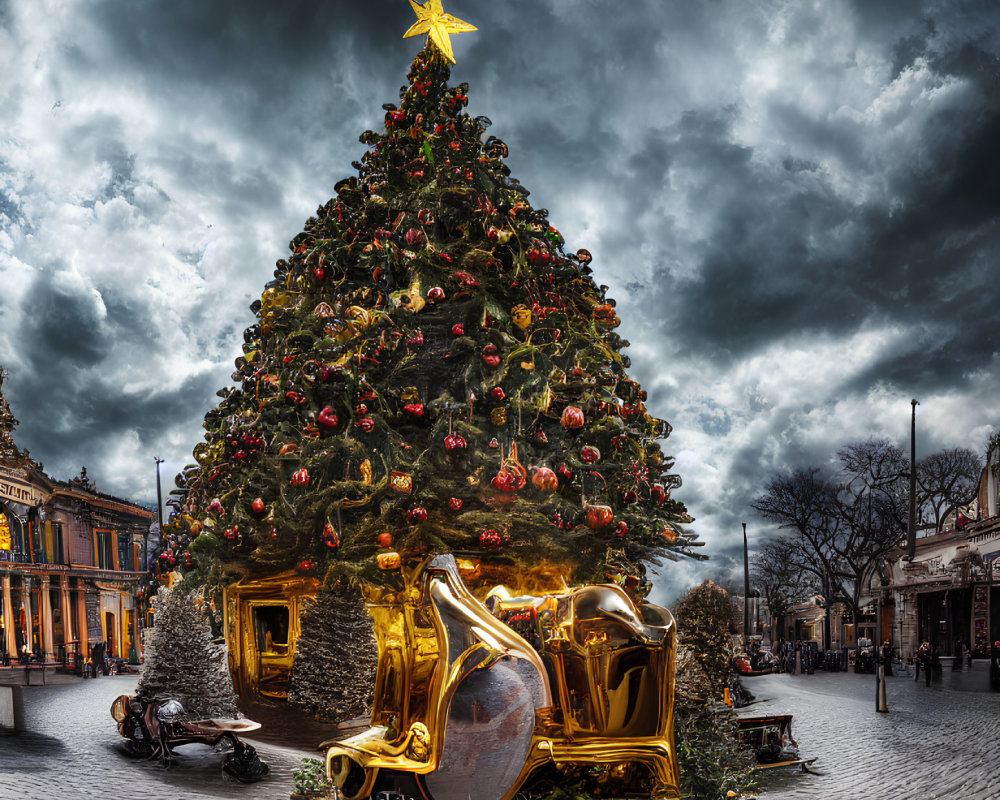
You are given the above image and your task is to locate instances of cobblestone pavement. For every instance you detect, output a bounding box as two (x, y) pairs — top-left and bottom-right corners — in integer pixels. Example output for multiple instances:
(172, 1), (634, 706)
(748, 667), (1000, 800)
(3, 667), (998, 799)
(0, 673), (334, 800)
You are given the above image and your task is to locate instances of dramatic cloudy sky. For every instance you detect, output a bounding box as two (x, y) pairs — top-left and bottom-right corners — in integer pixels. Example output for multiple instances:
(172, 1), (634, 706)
(1, 0), (998, 602)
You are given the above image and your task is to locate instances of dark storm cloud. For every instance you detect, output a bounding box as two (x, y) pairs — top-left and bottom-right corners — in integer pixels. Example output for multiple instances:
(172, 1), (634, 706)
(2, 0), (999, 596)
(624, 44), (1000, 388)
(22, 272), (108, 366)
(13, 367), (221, 482)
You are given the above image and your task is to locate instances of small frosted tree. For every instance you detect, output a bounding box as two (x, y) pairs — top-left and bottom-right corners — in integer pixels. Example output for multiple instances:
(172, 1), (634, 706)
(138, 585), (240, 721)
(287, 583), (378, 721)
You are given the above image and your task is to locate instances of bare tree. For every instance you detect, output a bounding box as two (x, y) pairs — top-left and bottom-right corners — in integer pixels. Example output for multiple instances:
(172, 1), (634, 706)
(752, 467), (844, 648)
(833, 438), (907, 616)
(753, 439), (907, 645)
(917, 448), (983, 531)
(750, 537), (816, 630)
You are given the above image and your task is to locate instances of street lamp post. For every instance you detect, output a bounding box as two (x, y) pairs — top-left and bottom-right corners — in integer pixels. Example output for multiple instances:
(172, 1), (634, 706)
(743, 522), (750, 650)
(906, 399), (919, 560)
(876, 560), (890, 712)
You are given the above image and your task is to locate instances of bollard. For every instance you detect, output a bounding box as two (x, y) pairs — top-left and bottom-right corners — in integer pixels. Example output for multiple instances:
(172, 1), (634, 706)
(0, 686), (26, 732)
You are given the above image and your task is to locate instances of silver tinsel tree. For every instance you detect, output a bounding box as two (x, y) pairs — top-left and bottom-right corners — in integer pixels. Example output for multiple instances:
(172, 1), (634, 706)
(138, 585), (241, 721)
(287, 583), (377, 722)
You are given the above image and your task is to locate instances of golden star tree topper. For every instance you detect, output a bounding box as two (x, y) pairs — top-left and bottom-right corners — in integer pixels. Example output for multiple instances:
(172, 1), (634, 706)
(403, 0), (476, 64)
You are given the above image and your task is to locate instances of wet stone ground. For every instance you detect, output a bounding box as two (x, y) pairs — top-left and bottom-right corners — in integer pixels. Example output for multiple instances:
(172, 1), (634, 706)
(2, 666), (998, 799)
(748, 666), (1000, 800)
(0, 673), (343, 800)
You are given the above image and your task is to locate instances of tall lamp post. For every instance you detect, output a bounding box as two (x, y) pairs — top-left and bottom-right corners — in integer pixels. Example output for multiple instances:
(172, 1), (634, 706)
(743, 522), (750, 650)
(152, 457), (164, 573)
(876, 559), (890, 712)
(906, 399), (919, 560)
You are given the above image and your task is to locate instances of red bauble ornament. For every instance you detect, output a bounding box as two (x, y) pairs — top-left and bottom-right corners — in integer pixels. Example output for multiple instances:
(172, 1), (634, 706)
(531, 467), (558, 492)
(561, 406), (585, 429)
(452, 323), (465, 336)
(482, 344), (501, 368)
(322, 521), (340, 549)
(251, 497), (265, 515)
(356, 418), (375, 433)
(318, 406), (339, 431)
(444, 434), (467, 451)
(580, 446), (601, 464)
(479, 529), (502, 549)
(586, 504), (614, 530)
(377, 532), (393, 548)
(298, 559), (315, 571)
(448, 497), (463, 511)
(650, 484), (666, 504)
(407, 331), (424, 347)
(427, 286), (446, 301)
(314, 267), (326, 281)
(291, 468), (310, 486)
(403, 403), (424, 418)
(453, 270), (480, 287)
(491, 471), (518, 492)
(407, 507), (428, 523)
(490, 386), (505, 401)
(623, 490), (638, 505)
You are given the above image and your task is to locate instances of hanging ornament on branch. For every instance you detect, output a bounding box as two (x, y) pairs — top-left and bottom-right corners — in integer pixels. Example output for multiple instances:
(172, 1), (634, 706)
(491, 441), (527, 493)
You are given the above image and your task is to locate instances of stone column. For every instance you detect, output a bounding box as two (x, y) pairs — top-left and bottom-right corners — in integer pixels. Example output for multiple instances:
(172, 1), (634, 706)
(77, 584), (89, 655)
(2, 575), (16, 659)
(20, 576), (32, 655)
(60, 576), (74, 651)
(40, 576), (54, 663)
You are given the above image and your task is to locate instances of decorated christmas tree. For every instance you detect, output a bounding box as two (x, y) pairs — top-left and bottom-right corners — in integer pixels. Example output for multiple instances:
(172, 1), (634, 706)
(138, 586), (240, 721)
(161, 12), (708, 734)
(167, 32), (702, 594)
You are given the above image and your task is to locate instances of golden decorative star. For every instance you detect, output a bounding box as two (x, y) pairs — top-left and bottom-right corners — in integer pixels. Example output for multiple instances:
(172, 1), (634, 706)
(403, 0), (476, 65)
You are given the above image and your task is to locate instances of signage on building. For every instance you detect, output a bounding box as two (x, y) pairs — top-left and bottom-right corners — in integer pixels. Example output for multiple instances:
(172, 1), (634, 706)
(0, 513), (9, 550)
(0, 475), (42, 507)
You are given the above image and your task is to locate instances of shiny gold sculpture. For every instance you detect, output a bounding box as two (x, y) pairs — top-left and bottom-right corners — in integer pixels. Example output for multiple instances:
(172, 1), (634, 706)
(403, 0), (477, 64)
(224, 572), (319, 699)
(326, 554), (679, 800)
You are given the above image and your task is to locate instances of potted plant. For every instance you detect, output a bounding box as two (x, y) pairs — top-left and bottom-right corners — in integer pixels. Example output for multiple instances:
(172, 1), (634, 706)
(291, 757), (332, 799)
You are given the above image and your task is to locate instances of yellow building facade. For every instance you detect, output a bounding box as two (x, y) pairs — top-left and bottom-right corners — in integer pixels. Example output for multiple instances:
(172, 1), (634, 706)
(0, 371), (153, 669)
